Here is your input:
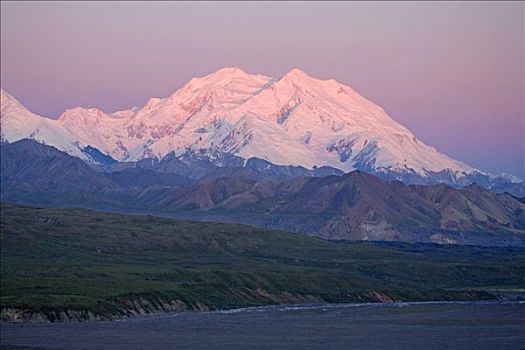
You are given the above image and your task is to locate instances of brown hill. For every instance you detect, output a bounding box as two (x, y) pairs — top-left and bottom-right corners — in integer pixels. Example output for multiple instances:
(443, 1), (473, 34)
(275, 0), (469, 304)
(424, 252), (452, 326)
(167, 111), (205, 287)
(160, 171), (525, 245)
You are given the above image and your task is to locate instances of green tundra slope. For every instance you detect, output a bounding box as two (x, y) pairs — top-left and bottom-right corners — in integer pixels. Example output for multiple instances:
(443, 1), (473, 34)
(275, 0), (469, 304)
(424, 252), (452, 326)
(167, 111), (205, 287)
(1, 204), (524, 322)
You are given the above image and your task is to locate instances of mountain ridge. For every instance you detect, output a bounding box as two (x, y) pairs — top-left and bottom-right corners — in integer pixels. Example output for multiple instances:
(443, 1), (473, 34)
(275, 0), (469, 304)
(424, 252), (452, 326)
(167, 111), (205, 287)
(2, 139), (524, 246)
(1, 68), (522, 191)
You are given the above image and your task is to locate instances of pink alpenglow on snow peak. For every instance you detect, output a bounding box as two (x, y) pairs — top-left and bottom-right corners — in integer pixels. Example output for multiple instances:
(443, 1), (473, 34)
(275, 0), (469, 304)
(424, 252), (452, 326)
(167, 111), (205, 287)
(1, 1), (522, 178)
(0, 69), (519, 185)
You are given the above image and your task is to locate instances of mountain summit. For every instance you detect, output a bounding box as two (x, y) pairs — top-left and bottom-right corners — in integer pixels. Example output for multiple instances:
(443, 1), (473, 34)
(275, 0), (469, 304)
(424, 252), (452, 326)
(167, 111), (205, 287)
(0, 89), (92, 162)
(0, 69), (517, 186)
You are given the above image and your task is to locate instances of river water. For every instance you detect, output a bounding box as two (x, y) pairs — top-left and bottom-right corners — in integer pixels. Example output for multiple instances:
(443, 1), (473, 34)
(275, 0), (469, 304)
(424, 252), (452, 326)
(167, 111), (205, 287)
(1, 301), (524, 350)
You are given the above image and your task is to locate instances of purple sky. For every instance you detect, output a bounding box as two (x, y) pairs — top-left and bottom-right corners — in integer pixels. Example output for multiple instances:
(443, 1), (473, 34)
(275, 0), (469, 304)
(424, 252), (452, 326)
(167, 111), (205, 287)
(1, 1), (523, 177)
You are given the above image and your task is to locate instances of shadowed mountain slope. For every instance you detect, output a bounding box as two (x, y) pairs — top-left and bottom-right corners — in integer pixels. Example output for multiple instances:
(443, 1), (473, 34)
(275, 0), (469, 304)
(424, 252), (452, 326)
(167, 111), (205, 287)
(1, 140), (524, 246)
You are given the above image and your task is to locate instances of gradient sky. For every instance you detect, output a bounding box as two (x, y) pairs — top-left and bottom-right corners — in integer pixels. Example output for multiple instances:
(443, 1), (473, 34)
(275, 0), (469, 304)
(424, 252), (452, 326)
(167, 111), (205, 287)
(1, 1), (523, 177)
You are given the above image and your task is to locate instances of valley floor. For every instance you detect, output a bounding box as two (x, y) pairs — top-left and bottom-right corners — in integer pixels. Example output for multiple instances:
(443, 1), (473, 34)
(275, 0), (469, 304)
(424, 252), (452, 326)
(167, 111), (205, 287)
(1, 204), (524, 322)
(2, 301), (524, 350)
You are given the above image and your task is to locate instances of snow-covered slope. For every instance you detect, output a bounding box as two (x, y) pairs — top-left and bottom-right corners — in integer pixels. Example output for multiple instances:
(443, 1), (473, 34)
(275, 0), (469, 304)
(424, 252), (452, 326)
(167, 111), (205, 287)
(58, 107), (131, 160)
(0, 89), (95, 163)
(0, 68), (505, 184)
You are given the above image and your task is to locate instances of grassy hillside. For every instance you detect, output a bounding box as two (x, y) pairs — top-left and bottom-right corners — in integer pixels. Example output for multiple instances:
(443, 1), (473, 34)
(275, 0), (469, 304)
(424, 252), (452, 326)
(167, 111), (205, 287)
(1, 204), (524, 321)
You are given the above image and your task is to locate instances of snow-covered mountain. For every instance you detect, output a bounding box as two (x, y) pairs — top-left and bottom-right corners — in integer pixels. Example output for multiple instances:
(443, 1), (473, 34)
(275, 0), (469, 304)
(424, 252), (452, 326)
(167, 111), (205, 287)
(0, 89), (97, 163)
(0, 68), (520, 186)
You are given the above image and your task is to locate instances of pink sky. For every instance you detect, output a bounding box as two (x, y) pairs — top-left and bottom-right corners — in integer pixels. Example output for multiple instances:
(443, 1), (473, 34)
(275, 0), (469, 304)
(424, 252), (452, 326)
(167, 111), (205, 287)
(1, 1), (523, 176)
